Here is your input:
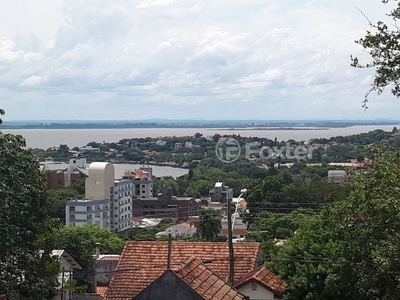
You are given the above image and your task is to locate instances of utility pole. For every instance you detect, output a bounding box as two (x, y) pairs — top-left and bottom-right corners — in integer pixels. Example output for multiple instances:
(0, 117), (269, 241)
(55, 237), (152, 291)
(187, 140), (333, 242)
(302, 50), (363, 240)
(227, 189), (234, 285)
(227, 188), (247, 285)
(167, 233), (172, 269)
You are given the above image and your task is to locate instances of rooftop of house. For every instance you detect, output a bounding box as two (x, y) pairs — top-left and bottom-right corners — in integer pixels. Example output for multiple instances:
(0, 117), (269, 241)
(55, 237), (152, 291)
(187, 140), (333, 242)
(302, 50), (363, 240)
(96, 286), (108, 298)
(52, 250), (82, 270)
(104, 241), (261, 300)
(97, 254), (121, 261)
(174, 258), (246, 300)
(234, 265), (287, 299)
(122, 169), (149, 180)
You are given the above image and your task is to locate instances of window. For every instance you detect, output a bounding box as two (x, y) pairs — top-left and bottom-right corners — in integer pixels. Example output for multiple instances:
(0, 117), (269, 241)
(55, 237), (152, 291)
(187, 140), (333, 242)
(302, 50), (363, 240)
(141, 184), (145, 188)
(87, 214), (92, 219)
(95, 213), (101, 218)
(70, 206), (75, 211)
(69, 215), (75, 219)
(252, 283), (257, 291)
(87, 206), (92, 211)
(95, 205), (101, 210)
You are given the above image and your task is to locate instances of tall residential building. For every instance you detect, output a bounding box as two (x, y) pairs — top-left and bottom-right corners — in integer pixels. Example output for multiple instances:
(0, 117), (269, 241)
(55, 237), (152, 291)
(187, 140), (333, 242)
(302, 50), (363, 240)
(66, 162), (147, 232)
(121, 167), (153, 198)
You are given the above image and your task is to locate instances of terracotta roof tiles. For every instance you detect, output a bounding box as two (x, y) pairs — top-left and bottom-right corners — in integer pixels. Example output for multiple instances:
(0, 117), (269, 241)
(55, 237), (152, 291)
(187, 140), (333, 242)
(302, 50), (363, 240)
(234, 265), (287, 298)
(175, 259), (246, 300)
(96, 286), (108, 298)
(105, 241), (261, 300)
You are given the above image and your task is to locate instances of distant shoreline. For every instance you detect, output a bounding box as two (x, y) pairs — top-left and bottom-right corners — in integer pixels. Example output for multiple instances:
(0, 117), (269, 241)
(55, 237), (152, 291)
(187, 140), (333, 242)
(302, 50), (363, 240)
(1, 123), (398, 130)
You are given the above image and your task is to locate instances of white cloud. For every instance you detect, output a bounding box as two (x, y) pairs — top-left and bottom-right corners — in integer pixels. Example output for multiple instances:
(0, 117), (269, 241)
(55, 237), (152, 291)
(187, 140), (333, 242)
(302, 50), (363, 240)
(0, 0), (397, 120)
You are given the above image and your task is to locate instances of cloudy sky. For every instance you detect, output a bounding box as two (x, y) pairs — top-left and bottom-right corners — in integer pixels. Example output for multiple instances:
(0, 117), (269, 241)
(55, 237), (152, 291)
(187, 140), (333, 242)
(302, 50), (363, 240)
(1, 0), (399, 121)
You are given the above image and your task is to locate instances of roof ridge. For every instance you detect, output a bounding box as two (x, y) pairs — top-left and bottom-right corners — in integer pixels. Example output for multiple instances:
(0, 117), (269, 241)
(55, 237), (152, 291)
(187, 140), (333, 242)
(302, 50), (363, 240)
(176, 257), (197, 271)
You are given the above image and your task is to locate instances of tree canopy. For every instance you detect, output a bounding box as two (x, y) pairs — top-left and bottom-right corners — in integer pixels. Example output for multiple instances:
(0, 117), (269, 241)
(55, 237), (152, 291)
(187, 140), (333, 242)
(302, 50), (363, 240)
(351, 0), (400, 106)
(270, 145), (400, 299)
(0, 129), (60, 299)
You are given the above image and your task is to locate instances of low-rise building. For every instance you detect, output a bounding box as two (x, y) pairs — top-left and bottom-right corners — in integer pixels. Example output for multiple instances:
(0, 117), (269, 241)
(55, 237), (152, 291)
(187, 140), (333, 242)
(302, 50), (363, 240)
(328, 170), (350, 184)
(156, 222), (196, 238)
(42, 158), (88, 190)
(132, 185), (201, 219)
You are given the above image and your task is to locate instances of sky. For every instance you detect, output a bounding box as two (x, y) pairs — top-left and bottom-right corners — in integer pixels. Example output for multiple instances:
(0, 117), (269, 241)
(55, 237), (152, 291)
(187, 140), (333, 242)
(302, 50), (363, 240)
(1, 0), (400, 121)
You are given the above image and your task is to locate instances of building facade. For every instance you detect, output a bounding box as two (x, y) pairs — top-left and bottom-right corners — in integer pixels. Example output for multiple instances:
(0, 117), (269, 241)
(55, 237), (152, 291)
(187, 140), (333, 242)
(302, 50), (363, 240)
(65, 162), (154, 233)
(132, 186), (201, 219)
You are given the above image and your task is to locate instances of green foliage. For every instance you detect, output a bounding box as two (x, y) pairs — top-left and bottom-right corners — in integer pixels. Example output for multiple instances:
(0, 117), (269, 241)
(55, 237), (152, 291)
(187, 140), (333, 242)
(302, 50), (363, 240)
(351, 1), (400, 106)
(0, 108), (4, 124)
(195, 209), (221, 242)
(325, 145), (400, 299)
(52, 225), (125, 291)
(0, 131), (60, 299)
(268, 145), (400, 299)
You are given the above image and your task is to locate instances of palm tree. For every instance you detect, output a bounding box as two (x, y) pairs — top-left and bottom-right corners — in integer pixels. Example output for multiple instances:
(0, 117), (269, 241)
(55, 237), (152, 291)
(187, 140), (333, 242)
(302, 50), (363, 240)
(195, 209), (221, 241)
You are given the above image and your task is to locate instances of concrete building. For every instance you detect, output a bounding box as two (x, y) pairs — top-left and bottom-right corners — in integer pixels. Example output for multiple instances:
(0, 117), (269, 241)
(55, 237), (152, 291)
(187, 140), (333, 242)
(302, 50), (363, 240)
(111, 179), (134, 232)
(121, 167), (153, 198)
(42, 158), (88, 190)
(209, 182), (232, 202)
(66, 162), (136, 232)
(132, 185), (201, 219)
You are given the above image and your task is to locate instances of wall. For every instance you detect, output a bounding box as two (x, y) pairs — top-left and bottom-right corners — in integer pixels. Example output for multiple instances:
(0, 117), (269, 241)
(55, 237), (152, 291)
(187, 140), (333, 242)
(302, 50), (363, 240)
(238, 282), (275, 300)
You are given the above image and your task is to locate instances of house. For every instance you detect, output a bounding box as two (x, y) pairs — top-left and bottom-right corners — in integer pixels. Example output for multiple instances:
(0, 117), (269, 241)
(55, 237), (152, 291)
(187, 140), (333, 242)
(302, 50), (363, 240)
(234, 266), (287, 299)
(175, 142), (182, 148)
(52, 250), (82, 300)
(156, 140), (167, 146)
(156, 222), (196, 238)
(79, 146), (101, 152)
(134, 258), (247, 300)
(104, 241), (262, 299)
(95, 254), (120, 299)
(327, 170), (350, 184)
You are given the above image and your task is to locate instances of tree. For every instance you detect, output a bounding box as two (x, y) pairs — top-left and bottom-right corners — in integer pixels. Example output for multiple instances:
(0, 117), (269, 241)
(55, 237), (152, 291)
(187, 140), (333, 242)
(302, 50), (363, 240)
(0, 108), (4, 124)
(195, 209), (221, 242)
(0, 130), (60, 299)
(52, 225), (125, 291)
(351, 1), (400, 107)
(325, 144), (400, 299)
(269, 145), (400, 299)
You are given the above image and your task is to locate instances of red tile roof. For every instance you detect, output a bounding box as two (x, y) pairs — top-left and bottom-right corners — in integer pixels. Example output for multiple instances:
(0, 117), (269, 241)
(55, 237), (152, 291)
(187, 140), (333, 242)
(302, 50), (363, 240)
(175, 258), (246, 300)
(234, 265), (287, 298)
(105, 241), (261, 300)
(97, 286), (108, 298)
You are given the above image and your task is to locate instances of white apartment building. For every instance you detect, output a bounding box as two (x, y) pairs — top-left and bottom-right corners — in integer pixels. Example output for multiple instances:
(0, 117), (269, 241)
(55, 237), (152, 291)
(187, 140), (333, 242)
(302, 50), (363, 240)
(111, 179), (134, 232)
(65, 162), (153, 233)
(121, 167), (153, 198)
(66, 199), (110, 228)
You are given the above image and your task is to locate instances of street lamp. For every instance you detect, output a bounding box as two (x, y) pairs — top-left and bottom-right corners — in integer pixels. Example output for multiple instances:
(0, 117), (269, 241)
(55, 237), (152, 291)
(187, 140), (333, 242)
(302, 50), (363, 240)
(227, 188), (247, 285)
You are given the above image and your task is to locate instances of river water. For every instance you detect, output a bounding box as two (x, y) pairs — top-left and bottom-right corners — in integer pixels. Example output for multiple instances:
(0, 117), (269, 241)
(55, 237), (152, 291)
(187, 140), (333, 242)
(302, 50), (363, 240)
(1, 125), (399, 149)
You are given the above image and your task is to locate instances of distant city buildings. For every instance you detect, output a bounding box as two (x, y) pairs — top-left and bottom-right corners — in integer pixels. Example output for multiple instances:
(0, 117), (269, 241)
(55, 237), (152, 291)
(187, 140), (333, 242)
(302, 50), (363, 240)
(66, 162), (154, 233)
(132, 185), (201, 219)
(41, 158), (88, 189)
